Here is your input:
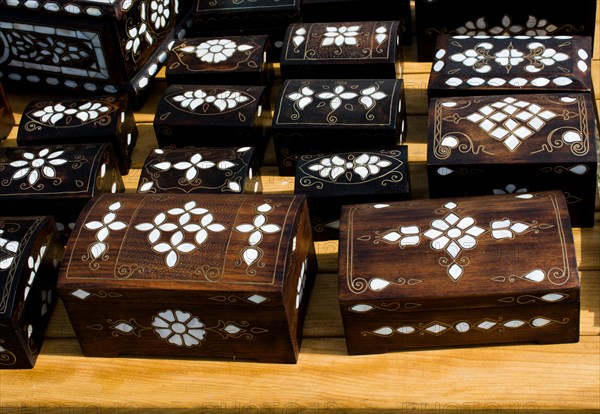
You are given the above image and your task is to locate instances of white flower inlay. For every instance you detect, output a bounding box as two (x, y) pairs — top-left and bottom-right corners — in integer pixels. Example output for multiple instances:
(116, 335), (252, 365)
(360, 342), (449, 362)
(322, 25), (360, 46)
(152, 309), (205, 347)
(491, 219), (530, 240)
(286, 86), (315, 110)
(455, 15), (559, 37)
(172, 89), (250, 112)
(179, 39), (254, 63)
(9, 148), (68, 186)
(381, 226), (421, 248)
(423, 202), (485, 281)
(172, 153), (215, 181)
(135, 202), (225, 268)
(84, 201), (127, 259)
(31, 104), (77, 124)
(316, 85), (358, 111)
(235, 203), (281, 267)
(125, 22), (151, 54)
(0, 229), (20, 270)
(358, 86), (387, 109)
(149, 0), (171, 30)
(308, 153), (392, 181)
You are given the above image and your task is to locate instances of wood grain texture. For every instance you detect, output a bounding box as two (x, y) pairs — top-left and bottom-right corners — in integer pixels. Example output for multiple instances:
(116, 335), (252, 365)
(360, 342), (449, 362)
(0, 5), (598, 411)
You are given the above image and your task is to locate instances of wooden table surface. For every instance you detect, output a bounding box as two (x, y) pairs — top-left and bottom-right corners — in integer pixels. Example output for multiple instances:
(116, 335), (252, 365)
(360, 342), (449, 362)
(1, 11), (599, 413)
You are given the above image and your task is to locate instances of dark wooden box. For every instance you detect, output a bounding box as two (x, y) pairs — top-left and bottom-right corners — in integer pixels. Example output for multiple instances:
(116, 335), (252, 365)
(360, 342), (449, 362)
(0, 143), (124, 241)
(0, 216), (64, 369)
(339, 191), (580, 355)
(272, 78), (407, 176)
(294, 147), (410, 241)
(137, 146), (263, 194)
(415, 0), (597, 62)
(300, 0), (413, 45)
(0, 83), (15, 143)
(58, 193), (316, 364)
(154, 84), (270, 160)
(166, 35), (272, 86)
(192, 0), (301, 60)
(0, 0), (193, 106)
(280, 20), (403, 79)
(427, 93), (598, 227)
(17, 94), (139, 175)
(427, 35), (594, 100)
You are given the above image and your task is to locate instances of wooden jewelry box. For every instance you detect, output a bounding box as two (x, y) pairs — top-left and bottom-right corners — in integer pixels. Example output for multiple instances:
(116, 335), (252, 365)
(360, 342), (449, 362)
(0, 143), (124, 241)
(427, 93), (598, 228)
(272, 78), (407, 176)
(300, 0), (413, 45)
(279, 20), (403, 79)
(137, 146), (263, 194)
(338, 191), (580, 355)
(294, 147), (410, 241)
(0, 0), (193, 106)
(153, 84), (270, 159)
(0, 215), (64, 369)
(17, 94), (139, 175)
(165, 35), (272, 86)
(415, 0), (597, 61)
(0, 83), (15, 143)
(58, 193), (316, 364)
(427, 35), (593, 100)
(191, 0), (301, 59)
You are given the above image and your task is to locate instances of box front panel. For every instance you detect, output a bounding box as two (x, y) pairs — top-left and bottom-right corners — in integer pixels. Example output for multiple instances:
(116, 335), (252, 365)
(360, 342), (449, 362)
(427, 35), (593, 96)
(343, 301), (580, 355)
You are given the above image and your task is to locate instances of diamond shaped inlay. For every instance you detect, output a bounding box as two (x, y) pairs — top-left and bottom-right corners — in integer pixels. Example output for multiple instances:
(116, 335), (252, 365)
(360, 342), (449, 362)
(467, 97), (558, 151)
(71, 289), (92, 300)
(247, 294), (268, 304)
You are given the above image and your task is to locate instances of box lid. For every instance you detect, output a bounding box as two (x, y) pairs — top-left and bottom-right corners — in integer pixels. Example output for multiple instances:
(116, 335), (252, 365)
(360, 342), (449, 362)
(273, 79), (403, 130)
(0, 216), (56, 318)
(0, 143), (118, 200)
(427, 93), (599, 165)
(428, 35), (593, 94)
(339, 191), (579, 311)
(281, 21), (401, 64)
(18, 95), (135, 142)
(59, 193), (307, 291)
(154, 84), (267, 129)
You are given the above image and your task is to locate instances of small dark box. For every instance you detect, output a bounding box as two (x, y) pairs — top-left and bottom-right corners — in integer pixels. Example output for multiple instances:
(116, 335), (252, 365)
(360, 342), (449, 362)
(17, 94), (138, 175)
(166, 35), (272, 86)
(272, 78), (407, 176)
(280, 20), (403, 79)
(294, 147), (410, 241)
(0, 216), (64, 369)
(137, 146), (263, 194)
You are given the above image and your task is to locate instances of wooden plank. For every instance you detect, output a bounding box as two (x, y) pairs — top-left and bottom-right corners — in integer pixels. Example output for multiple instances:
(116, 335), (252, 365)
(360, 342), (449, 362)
(0, 337), (597, 411)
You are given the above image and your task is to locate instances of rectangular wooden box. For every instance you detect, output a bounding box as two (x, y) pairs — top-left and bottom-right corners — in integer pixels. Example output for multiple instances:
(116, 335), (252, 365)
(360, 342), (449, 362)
(280, 20), (403, 79)
(154, 84), (270, 160)
(192, 0), (301, 60)
(427, 93), (598, 227)
(300, 0), (413, 45)
(0, 83), (15, 143)
(17, 94), (138, 175)
(427, 36), (594, 100)
(137, 146), (262, 194)
(415, 0), (597, 62)
(0, 0), (192, 106)
(166, 35), (272, 86)
(339, 191), (580, 355)
(294, 147), (410, 241)
(58, 193), (316, 363)
(272, 78), (407, 176)
(0, 143), (124, 241)
(0, 216), (64, 369)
